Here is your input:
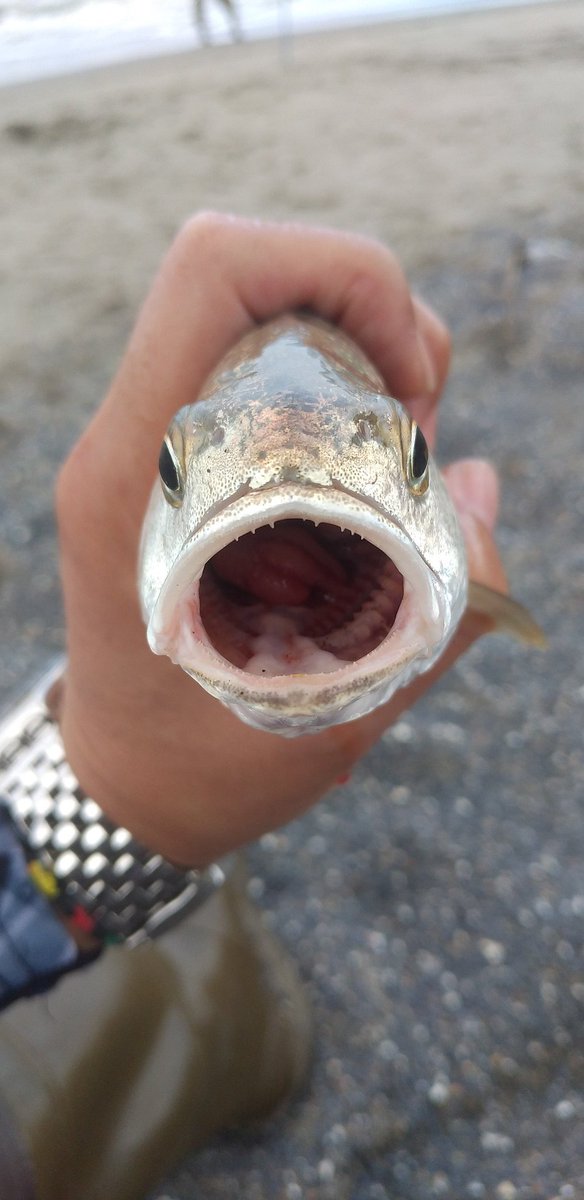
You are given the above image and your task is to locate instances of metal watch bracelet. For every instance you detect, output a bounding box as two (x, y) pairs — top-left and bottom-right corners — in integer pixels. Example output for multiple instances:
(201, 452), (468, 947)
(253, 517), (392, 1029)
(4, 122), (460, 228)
(0, 661), (227, 948)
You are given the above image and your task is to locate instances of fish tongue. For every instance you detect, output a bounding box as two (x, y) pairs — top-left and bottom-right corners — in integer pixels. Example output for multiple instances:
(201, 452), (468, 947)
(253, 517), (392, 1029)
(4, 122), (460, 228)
(210, 525), (347, 607)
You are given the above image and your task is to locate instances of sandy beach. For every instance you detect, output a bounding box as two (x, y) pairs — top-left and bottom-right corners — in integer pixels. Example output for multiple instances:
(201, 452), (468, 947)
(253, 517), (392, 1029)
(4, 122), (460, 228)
(1, 1), (583, 370)
(1, 4), (584, 1197)
(1, 0), (583, 693)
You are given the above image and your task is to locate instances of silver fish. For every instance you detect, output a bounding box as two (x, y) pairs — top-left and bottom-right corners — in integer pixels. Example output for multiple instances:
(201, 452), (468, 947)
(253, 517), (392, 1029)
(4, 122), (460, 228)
(139, 316), (543, 737)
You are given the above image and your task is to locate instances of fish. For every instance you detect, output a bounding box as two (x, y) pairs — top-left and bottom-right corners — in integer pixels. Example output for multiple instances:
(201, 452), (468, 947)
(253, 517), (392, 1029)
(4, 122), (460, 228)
(138, 316), (544, 737)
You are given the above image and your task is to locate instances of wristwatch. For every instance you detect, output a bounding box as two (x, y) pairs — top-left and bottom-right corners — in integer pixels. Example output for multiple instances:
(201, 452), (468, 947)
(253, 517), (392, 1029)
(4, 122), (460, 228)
(0, 661), (227, 955)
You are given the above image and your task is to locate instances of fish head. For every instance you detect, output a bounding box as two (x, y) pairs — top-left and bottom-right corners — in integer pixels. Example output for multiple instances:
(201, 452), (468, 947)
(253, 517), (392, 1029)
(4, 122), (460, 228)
(139, 318), (467, 736)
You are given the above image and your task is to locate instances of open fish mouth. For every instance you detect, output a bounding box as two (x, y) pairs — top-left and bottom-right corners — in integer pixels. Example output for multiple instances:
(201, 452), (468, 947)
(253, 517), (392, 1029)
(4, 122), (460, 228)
(199, 519), (406, 673)
(147, 486), (450, 735)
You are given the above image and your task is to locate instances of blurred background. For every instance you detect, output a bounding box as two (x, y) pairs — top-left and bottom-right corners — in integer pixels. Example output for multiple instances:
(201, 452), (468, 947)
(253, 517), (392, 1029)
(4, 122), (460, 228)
(0, 0), (565, 84)
(1, 1), (583, 1197)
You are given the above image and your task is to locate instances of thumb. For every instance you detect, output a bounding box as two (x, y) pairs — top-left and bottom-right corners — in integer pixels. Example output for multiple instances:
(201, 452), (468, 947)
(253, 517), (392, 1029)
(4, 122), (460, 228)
(442, 458), (508, 593)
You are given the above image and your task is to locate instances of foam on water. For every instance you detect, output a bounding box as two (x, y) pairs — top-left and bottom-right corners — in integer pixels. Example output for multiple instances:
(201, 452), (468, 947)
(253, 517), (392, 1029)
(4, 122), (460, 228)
(0, 0), (564, 87)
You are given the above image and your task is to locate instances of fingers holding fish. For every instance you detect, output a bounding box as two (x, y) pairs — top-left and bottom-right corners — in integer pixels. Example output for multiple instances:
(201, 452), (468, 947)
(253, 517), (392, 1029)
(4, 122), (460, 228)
(88, 213), (446, 528)
(53, 216), (541, 866)
(134, 309), (530, 746)
(203, 214), (445, 411)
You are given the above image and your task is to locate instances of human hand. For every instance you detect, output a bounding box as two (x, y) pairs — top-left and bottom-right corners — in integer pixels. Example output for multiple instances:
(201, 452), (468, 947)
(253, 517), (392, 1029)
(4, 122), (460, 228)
(55, 214), (506, 866)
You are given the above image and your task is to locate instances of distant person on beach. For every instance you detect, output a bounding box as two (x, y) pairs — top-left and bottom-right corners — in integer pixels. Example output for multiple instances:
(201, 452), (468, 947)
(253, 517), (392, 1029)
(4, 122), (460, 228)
(193, 0), (242, 44)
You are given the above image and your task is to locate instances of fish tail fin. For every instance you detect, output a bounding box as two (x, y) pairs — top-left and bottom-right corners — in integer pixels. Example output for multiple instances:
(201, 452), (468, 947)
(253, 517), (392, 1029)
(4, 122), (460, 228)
(467, 581), (547, 648)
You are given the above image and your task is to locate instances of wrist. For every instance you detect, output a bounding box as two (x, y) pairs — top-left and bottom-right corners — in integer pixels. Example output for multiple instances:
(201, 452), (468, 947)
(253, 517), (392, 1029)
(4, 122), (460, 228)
(0, 662), (228, 966)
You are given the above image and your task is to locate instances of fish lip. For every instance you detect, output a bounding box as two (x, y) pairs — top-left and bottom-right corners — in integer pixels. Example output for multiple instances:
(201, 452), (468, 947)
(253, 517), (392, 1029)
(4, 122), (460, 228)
(147, 484), (452, 706)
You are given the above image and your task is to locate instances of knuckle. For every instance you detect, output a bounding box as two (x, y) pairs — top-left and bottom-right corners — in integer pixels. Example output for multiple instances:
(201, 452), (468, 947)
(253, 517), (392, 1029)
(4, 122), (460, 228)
(344, 243), (412, 320)
(377, 240), (405, 284)
(172, 210), (233, 265)
(361, 236), (407, 289)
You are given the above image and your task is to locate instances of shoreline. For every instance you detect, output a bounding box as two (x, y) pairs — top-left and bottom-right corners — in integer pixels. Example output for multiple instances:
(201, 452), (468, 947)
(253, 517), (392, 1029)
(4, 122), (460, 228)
(2, 1), (582, 265)
(0, 0), (570, 89)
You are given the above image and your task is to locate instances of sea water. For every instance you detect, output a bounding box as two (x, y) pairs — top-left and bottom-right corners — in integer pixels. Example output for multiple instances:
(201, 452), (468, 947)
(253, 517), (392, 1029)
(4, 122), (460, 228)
(0, 0), (564, 87)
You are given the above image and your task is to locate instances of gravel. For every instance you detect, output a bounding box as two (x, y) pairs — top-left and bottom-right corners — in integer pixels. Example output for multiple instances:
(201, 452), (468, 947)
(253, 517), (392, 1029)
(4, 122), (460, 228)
(1, 228), (583, 1198)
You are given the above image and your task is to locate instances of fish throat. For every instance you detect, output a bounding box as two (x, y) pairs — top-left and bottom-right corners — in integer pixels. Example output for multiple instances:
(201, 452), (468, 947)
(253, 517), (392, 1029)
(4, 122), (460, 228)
(198, 519), (405, 676)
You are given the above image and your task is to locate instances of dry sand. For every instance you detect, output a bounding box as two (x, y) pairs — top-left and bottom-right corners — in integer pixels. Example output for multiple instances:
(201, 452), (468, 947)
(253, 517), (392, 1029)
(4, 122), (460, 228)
(1, 0), (583, 375)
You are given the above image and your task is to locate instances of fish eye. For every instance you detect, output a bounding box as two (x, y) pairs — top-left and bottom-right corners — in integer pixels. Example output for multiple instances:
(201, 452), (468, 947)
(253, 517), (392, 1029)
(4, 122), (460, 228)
(407, 422), (430, 494)
(159, 436), (184, 506)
